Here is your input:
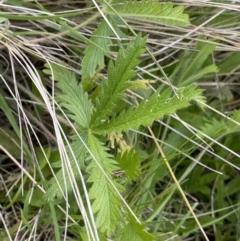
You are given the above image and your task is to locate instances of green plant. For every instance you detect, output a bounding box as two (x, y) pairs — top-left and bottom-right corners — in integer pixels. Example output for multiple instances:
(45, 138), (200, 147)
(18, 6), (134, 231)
(1, 1), (240, 241)
(43, 33), (204, 239)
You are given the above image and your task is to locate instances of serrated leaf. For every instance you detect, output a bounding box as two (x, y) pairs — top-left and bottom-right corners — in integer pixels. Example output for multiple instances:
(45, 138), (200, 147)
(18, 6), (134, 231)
(116, 149), (141, 182)
(43, 63), (93, 129)
(81, 21), (112, 80)
(105, 0), (190, 26)
(93, 85), (204, 134)
(90, 34), (147, 128)
(87, 134), (125, 235)
(118, 212), (155, 241)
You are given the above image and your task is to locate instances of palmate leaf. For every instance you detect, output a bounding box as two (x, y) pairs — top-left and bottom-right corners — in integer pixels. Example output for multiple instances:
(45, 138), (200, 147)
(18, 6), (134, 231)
(116, 149), (141, 182)
(87, 134), (125, 235)
(93, 85), (204, 134)
(105, 0), (190, 26)
(90, 34), (147, 128)
(81, 21), (112, 80)
(43, 63), (93, 129)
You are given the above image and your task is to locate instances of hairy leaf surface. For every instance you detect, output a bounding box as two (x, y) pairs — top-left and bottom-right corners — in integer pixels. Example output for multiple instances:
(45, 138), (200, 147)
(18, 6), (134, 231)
(93, 85), (204, 134)
(106, 0), (190, 26)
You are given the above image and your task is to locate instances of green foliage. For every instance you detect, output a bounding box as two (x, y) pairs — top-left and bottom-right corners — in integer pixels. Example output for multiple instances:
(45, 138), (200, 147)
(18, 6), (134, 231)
(200, 118), (227, 139)
(170, 38), (218, 86)
(106, 0), (190, 26)
(118, 212), (155, 241)
(43, 63), (93, 129)
(81, 20), (112, 80)
(44, 133), (88, 200)
(228, 110), (240, 131)
(90, 34), (147, 128)
(0, 91), (32, 159)
(42, 35), (154, 238)
(116, 149), (141, 182)
(87, 134), (124, 235)
(3, 1), (240, 241)
(0, 128), (22, 158)
(93, 85), (204, 134)
(218, 52), (240, 73)
(42, 32), (204, 239)
(200, 110), (240, 139)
